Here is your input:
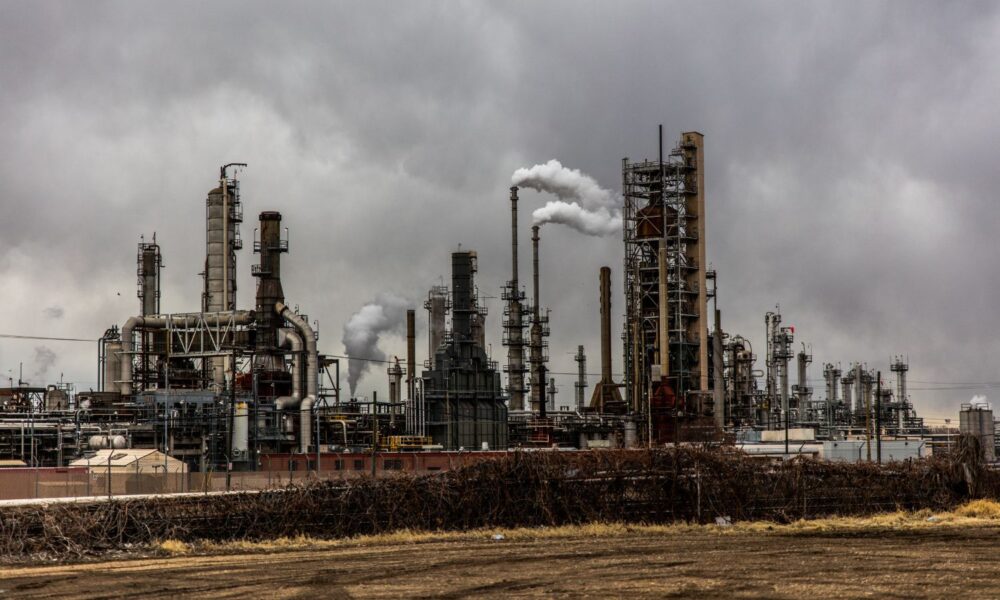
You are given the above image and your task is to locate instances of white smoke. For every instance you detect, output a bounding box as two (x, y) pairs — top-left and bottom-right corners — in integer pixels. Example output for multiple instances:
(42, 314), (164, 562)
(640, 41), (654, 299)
(532, 201), (622, 237)
(970, 394), (991, 410)
(32, 346), (57, 382)
(511, 159), (622, 237)
(341, 293), (410, 396)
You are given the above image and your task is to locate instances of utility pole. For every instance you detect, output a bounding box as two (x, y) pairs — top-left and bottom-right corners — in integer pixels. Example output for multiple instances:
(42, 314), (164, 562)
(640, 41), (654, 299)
(371, 390), (378, 477)
(865, 372), (872, 462)
(876, 371), (882, 464)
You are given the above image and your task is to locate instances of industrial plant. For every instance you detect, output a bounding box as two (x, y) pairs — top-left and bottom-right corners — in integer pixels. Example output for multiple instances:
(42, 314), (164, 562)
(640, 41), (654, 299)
(0, 128), (945, 474)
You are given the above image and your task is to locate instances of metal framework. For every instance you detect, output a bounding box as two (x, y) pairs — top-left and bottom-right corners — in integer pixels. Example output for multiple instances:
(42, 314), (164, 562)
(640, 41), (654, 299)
(622, 131), (707, 421)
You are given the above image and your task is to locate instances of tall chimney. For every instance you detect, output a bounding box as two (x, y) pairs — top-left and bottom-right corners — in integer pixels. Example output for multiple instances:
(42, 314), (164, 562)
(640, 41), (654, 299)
(529, 225), (542, 412)
(505, 187), (526, 411)
(589, 266), (623, 411)
(574, 345), (586, 410)
(406, 309), (416, 433)
(599, 266), (612, 382)
(253, 211), (287, 370)
(511, 187), (519, 290)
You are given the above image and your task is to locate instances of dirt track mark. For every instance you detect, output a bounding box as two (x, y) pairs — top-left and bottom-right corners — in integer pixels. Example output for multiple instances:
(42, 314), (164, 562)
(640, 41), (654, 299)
(4, 527), (1000, 598)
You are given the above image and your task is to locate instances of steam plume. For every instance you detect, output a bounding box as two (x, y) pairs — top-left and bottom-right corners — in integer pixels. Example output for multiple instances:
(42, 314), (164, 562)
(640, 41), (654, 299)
(532, 202), (622, 236)
(32, 346), (57, 382)
(970, 394), (991, 410)
(342, 293), (409, 396)
(511, 159), (621, 236)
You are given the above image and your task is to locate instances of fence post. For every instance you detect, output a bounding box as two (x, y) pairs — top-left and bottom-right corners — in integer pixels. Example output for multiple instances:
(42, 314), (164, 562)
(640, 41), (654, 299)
(696, 462), (701, 523)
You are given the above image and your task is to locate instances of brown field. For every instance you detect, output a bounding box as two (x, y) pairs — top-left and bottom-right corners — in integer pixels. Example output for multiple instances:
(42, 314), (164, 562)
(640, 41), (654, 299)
(4, 509), (1000, 599)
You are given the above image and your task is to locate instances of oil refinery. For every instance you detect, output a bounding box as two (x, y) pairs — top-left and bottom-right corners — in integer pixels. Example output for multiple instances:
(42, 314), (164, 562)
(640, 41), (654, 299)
(0, 128), (936, 473)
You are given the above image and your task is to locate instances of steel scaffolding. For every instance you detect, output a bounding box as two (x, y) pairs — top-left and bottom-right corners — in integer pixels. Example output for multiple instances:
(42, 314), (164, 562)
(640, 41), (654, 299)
(622, 131), (707, 426)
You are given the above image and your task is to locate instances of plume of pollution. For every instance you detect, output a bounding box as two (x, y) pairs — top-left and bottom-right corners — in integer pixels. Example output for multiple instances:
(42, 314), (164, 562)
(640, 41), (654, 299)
(43, 306), (64, 319)
(970, 394), (991, 410)
(342, 293), (410, 396)
(32, 346), (57, 382)
(511, 159), (622, 236)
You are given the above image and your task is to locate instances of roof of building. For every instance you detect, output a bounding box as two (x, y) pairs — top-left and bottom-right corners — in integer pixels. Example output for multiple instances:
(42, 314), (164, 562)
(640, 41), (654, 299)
(69, 449), (180, 467)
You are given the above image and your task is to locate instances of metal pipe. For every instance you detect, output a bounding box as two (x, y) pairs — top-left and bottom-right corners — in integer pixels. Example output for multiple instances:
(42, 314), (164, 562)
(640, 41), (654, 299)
(657, 246), (669, 378)
(275, 328), (302, 410)
(276, 302), (317, 453)
(120, 311), (254, 395)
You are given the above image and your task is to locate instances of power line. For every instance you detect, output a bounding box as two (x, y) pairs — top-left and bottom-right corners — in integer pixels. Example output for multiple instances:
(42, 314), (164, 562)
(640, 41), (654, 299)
(0, 333), (96, 343)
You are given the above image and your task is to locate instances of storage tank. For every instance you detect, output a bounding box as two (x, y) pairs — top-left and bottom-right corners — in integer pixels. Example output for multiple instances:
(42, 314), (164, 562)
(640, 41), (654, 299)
(624, 421), (638, 448)
(45, 387), (68, 411)
(88, 435), (128, 449)
(960, 402), (996, 462)
(232, 401), (249, 459)
(103, 341), (123, 393)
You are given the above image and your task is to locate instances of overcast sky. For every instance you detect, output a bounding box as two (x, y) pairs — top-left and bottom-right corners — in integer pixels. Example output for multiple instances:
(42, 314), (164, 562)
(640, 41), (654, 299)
(1, 1), (997, 421)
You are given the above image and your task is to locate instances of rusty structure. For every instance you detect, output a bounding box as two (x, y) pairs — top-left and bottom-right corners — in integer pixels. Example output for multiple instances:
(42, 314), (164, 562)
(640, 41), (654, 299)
(622, 129), (709, 442)
(589, 266), (624, 412)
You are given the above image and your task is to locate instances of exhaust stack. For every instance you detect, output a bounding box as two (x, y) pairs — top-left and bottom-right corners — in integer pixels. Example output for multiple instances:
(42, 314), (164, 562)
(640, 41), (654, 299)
(529, 225), (548, 412)
(589, 266), (623, 411)
(406, 309), (416, 433)
(503, 186), (527, 410)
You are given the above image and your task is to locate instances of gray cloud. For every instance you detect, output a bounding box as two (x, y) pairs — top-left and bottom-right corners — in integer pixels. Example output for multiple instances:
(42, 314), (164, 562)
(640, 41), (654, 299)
(0, 1), (996, 420)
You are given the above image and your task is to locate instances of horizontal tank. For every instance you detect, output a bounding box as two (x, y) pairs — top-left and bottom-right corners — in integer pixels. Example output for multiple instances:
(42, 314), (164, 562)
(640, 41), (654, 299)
(88, 435), (128, 450)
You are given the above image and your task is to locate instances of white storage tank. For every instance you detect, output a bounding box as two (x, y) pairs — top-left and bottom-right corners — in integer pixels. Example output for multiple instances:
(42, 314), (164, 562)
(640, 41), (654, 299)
(231, 401), (249, 459)
(88, 435), (128, 450)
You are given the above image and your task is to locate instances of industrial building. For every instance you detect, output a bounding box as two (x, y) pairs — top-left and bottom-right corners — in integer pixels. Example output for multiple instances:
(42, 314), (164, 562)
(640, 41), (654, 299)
(0, 128), (949, 476)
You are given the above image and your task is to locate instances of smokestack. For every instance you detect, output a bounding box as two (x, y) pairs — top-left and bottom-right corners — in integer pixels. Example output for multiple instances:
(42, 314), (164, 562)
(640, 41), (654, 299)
(529, 225), (542, 412)
(532, 225), (540, 322)
(599, 266), (612, 381)
(574, 345), (586, 410)
(590, 266), (623, 411)
(406, 309), (416, 433)
(511, 187), (519, 289)
(253, 212), (287, 371)
(505, 187), (527, 411)
(406, 310), (415, 399)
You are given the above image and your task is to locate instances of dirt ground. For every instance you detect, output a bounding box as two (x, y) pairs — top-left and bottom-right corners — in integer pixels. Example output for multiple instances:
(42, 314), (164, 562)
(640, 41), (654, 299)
(4, 523), (1000, 599)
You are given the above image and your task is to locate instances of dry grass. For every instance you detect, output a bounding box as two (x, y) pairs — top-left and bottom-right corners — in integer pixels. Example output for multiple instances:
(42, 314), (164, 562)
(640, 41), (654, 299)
(954, 499), (1000, 519)
(152, 501), (1000, 557)
(155, 539), (191, 555)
